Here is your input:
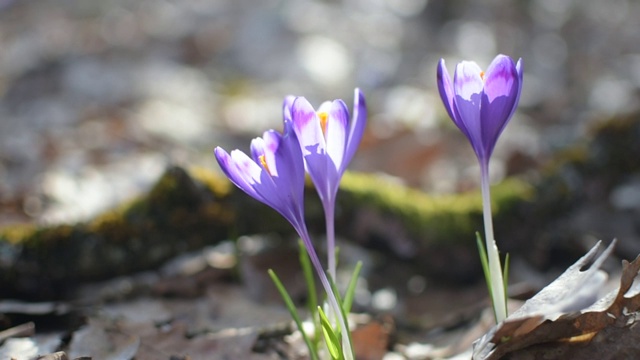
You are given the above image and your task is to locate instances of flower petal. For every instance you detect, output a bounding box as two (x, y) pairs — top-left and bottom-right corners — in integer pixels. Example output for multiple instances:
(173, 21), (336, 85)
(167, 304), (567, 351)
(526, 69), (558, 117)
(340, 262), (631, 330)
(248, 130), (306, 228)
(280, 114), (307, 198)
(479, 94), (513, 157)
(317, 101), (333, 114)
(325, 99), (349, 173)
(250, 137), (265, 165)
(483, 55), (519, 103)
(275, 124), (307, 225)
(453, 61), (485, 158)
(291, 97), (331, 198)
(480, 55), (521, 157)
(291, 97), (327, 157)
(454, 61), (484, 101)
(283, 95), (296, 124)
(343, 88), (366, 174)
(215, 147), (262, 202)
(507, 58), (524, 121)
(437, 59), (457, 122)
(261, 130), (282, 177)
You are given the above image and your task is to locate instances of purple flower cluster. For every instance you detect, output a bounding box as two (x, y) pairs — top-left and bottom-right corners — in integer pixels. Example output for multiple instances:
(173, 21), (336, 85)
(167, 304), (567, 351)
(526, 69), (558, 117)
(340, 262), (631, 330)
(213, 53), (523, 329)
(214, 89), (366, 354)
(214, 88), (366, 251)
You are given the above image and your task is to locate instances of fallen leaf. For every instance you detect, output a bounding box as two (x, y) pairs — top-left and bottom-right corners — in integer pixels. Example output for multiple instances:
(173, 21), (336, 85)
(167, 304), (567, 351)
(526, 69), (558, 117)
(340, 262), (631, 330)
(473, 240), (640, 359)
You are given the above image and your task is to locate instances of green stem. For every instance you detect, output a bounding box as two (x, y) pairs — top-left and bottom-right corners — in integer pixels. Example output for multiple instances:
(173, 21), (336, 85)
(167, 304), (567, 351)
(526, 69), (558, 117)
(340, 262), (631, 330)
(296, 224), (353, 360)
(323, 199), (337, 283)
(480, 161), (507, 323)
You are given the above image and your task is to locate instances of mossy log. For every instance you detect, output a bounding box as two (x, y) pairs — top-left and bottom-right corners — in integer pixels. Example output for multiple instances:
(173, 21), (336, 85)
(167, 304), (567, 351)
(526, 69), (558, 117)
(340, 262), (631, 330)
(2, 111), (640, 299)
(0, 168), (530, 299)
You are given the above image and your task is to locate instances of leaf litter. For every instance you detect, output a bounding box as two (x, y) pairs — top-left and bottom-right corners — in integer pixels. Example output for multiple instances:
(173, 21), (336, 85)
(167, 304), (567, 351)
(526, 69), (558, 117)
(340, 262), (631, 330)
(474, 239), (640, 359)
(3, 239), (640, 359)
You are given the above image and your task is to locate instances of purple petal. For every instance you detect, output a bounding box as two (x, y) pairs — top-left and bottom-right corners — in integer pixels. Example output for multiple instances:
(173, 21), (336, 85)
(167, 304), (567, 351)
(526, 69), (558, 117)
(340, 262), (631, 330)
(438, 59), (473, 142)
(250, 137), (265, 164)
(483, 55), (519, 103)
(454, 61), (484, 101)
(343, 88), (366, 174)
(507, 58), (524, 121)
(264, 127), (305, 228)
(238, 139), (290, 219)
(291, 97), (327, 157)
(229, 149), (267, 188)
(479, 94), (513, 157)
(291, 97), (331, 198)
(283, 95), (296, 124)
(436, 59), (457, 122)
(229, 147), (289, 219)
(480, 55), (521, 157)
(215, 147), (262, 202)
(215, 128), (306, 233)
(324, 99), (349, 174)
(261, 130), (282, 176)
(256, 172), (294, 221)
(259, 128), (307, 227)
(277, 124), (306, 198)
(453, 61), (485, 159)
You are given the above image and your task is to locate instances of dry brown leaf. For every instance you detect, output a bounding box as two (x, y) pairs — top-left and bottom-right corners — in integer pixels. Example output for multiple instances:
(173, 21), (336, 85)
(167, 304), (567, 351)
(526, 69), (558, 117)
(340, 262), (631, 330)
(473, 240), (640, 360)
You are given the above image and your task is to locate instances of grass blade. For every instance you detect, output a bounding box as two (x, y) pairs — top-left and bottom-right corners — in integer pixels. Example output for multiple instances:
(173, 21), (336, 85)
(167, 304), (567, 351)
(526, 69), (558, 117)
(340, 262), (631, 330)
(476, 232), (496, 321)
(503, 252), (510, 315)
(326, 273), (355, 359)
(318, 306), (343, 360)
(268, 269), (318, 360)
(342, 261), (362, 314)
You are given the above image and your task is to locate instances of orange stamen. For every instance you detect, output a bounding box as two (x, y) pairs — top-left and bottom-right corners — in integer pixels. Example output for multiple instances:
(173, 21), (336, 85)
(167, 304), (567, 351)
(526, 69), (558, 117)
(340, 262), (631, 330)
(259, 154), (271, 175)
(480, 71), (485, 80)
(318, 111), (329, 136)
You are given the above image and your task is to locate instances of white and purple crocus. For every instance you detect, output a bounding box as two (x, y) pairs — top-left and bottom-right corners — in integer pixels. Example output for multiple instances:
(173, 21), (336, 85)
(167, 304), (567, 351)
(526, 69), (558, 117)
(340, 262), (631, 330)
(437, 54), (523, 323)
(214, 122), (307, 234)
(288, 88), (367, 281)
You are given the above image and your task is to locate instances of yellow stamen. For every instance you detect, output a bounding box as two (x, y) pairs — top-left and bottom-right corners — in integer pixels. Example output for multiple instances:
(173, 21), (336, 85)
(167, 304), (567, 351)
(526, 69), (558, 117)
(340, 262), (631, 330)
(259, 154), (271, 175)
(317, 111), (329, 136)
(480, 71), (485, 80)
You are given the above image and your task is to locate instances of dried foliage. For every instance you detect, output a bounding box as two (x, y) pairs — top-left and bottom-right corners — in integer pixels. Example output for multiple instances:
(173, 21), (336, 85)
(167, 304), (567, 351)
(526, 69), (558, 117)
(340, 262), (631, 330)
(474, 240), (640, 359)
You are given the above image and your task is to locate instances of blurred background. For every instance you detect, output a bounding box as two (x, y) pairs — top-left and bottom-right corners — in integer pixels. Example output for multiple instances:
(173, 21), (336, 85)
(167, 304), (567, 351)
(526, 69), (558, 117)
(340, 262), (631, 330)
(0, 0), (639, 226)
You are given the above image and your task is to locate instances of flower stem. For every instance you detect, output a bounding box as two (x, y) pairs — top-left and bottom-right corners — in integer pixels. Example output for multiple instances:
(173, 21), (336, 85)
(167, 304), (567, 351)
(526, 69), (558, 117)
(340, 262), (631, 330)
(323, 200), (337, 282)
(480, 161), (507, 323)
(297, 224), (353, 359)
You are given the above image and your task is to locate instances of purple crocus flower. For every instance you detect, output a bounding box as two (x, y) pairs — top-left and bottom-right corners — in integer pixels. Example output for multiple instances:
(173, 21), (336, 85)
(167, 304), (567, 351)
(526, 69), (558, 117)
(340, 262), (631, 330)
(214, 121), (306, 233)
(288, 88), (366, 204)
(437, 54), (523, 323)
(287, 88), (367, 280)
(437, 54), (523, 164)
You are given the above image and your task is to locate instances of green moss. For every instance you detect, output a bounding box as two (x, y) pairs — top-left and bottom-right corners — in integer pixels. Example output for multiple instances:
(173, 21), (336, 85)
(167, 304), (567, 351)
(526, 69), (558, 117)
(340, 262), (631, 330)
(0, 223), (37, 245)
(189, 165), (233, 197)
(0, 166), (239, 299)
(338, 171), (532, 245)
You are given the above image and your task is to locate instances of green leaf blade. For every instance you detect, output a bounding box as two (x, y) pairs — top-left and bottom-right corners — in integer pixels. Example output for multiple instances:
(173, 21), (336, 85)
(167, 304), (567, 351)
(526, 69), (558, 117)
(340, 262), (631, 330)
(318, 306), (343, 360)
(268, 269), (319, 360)
(342, 261), (362, 314)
